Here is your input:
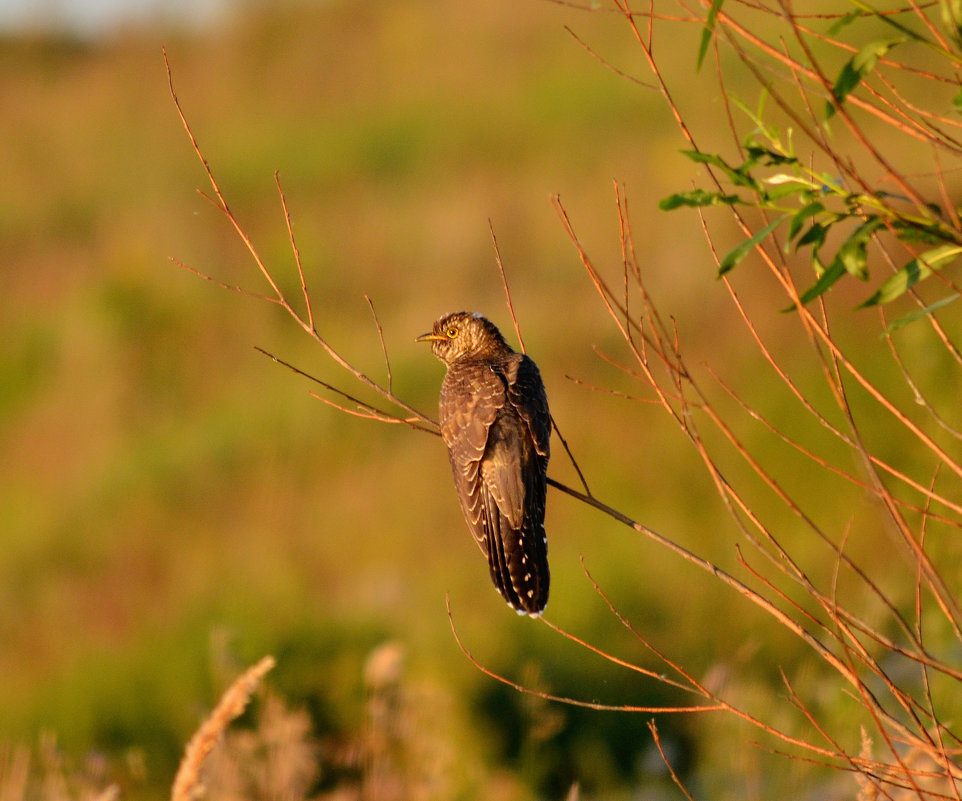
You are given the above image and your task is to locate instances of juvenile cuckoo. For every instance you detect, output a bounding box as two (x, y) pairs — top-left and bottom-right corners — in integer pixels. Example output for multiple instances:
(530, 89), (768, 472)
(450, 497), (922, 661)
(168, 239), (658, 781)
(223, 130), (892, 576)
(417, 312), (550, 615)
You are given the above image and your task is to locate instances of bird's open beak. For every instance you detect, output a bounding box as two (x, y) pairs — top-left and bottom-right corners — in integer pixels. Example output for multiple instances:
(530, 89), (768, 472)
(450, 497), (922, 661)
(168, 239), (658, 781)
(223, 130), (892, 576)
(416, 332), (445, 342)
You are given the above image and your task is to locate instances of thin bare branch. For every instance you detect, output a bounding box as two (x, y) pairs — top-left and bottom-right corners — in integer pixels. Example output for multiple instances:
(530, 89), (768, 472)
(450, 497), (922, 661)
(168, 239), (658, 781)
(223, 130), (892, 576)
(365, 295), (392, 397)
(275, 171), (314, 333)
(445, 597), (722, 714)
(648, 721), (698, 801)
(489, 219), (525, 354)
(563, 25), (658, 90)
(170, 257), (282, 305)
(254, 347), (438, 435)
(165, 48), (287, 304)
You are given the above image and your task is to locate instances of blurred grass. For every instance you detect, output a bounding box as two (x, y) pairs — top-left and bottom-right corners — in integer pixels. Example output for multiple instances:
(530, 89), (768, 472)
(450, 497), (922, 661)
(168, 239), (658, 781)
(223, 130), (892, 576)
(1, 0), (959, 798)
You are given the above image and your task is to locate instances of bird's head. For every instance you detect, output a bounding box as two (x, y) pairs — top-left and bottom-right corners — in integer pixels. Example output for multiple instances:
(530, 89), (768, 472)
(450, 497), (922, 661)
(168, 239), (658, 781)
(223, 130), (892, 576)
(416, 311), (510, 365)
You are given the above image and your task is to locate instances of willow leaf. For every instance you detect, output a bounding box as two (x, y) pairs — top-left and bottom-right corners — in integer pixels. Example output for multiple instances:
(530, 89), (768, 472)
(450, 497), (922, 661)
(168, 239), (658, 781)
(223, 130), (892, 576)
(717, 216), (787, 277)
(697, 0), (726, 71)
(825, 38), (905, 119)
(882, 294), (960, 333)
(860, 244), (962, 306)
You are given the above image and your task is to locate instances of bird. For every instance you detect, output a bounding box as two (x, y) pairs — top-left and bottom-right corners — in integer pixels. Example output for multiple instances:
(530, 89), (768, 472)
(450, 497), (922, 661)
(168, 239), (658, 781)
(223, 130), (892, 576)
(417, 311), (551, 615)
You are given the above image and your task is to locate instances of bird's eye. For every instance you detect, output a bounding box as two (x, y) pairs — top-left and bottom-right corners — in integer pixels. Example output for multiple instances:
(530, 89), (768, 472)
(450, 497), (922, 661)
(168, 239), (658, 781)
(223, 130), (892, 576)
(445, 326), (459, 338)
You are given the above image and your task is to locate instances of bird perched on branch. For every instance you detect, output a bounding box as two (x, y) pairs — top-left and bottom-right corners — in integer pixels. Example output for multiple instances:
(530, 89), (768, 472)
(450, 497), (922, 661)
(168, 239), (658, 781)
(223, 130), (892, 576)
(417, 312), (551, 615)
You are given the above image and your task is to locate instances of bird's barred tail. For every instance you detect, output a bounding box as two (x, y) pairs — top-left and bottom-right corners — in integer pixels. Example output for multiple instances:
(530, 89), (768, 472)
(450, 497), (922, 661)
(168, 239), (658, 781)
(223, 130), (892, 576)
(487, 510), (550, 616)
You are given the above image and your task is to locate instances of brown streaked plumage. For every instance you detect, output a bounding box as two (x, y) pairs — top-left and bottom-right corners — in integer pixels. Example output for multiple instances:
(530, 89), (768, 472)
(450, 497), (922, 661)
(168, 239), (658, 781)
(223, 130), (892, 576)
(417, 312), (550, 615)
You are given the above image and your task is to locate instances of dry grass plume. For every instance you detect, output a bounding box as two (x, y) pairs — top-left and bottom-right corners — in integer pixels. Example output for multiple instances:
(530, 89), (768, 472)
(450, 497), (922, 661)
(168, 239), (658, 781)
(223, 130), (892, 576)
(171, 656), (276, 801)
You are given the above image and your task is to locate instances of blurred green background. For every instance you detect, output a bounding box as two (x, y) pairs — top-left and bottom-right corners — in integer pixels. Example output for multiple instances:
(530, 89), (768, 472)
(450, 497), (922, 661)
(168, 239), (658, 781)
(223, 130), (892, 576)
(3, 1), (959, 799)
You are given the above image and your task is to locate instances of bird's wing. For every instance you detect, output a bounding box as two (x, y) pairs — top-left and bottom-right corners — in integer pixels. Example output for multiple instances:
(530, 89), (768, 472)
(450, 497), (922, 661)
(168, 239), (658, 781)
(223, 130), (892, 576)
(479, 412), (525, 529)
(481, 355), (551, 613)
(478, 353), (549, 527)
(502, 354), (550, 532)
(478, 409), (550, 614)
(439, 362), (505, 553)
(507, 354), (551, 459)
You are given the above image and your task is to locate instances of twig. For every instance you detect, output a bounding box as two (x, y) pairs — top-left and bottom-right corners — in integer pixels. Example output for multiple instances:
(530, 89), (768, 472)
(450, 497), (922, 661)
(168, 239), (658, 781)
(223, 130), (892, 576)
(169, 257), (281, 305)
(648, 721), (697, 801)
(365, 295), (392, 396)
(445, 596), (721, 714)
(254, 347), (438, 435)
(489, 219), (525, 354)
(563, 25), (658, 90)
(275, 172), (314, 333)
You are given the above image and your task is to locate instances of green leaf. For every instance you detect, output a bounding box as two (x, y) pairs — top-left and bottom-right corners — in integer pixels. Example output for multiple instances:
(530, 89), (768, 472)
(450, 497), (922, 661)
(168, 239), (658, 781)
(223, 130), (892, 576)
(680, 150), (758, 189)
(697, 0), (726, 71)
(857, 7), (928, 44)
(825, 38), (905, 119)
(860, 244), (962, 306)
(790, 258), (847, 309)
(680, 148), (733, 170)
(836, 216), (885, 279)
(717, 216), (787, 277)
(744, 145), (798, 166)
(762, 182), (809, 202)
(891, 219), (953, 245)
(954, 85), (962, 115)
(658, 189), (741, 210)
(828, 10), (861, 36)
(796, 221), (828, 250)
(882, 294), (960, 333)
(731, 92), (779, 142)
(788, 201), (825, 241)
